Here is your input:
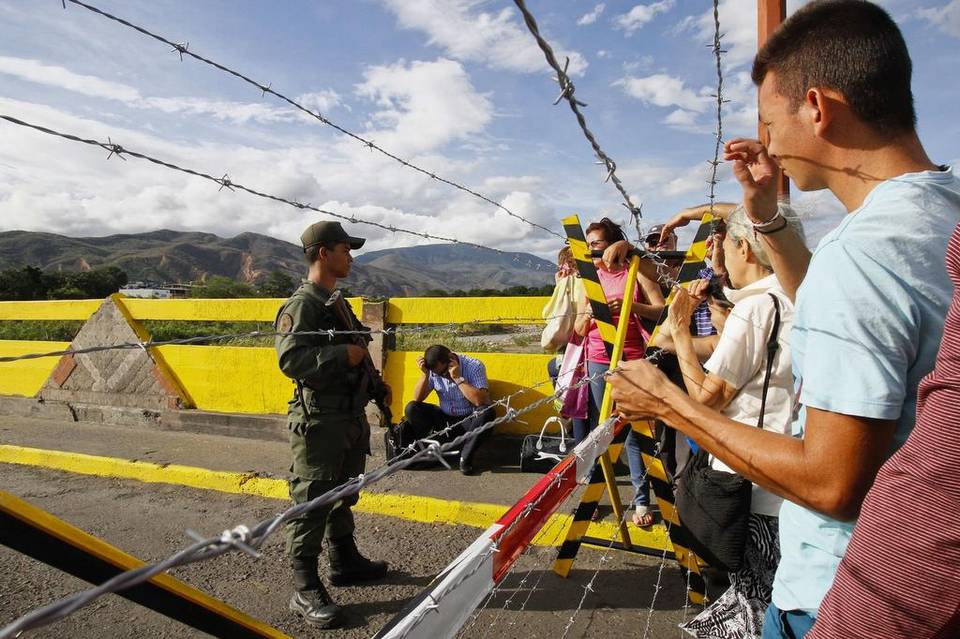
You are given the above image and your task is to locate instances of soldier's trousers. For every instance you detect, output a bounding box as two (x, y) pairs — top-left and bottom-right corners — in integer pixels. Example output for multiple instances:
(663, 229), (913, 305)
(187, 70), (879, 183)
(285, 411), (370, 559)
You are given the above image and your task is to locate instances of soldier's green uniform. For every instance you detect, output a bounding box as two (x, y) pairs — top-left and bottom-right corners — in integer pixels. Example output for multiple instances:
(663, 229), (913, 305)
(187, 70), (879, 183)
(275, 280), (370, 556)
(276, 221), (388, 629)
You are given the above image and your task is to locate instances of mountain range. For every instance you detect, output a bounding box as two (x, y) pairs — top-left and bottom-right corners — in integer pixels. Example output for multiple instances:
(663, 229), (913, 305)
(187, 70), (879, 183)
(0, 230), (556, 297)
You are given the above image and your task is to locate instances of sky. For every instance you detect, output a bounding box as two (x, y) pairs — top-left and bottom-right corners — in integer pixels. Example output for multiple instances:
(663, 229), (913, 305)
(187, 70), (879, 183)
(0, 0), (958, 258)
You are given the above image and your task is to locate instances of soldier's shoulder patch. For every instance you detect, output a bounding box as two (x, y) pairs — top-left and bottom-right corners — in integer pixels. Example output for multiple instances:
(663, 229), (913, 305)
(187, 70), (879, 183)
(278, 312), (294, 333)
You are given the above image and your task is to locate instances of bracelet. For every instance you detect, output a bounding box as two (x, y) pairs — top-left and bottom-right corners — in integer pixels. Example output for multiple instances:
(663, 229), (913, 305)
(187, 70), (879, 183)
(754, 213), (789, 235)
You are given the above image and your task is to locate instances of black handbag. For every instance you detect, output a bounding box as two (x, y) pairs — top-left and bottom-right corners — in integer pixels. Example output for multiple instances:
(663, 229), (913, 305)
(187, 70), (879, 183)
(675, 294), (781, 572)
(520, 417), (570, 473)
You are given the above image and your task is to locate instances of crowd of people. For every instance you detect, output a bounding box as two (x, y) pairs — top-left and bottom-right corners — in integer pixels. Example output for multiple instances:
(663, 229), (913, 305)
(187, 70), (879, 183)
(269, 0), (958, 635)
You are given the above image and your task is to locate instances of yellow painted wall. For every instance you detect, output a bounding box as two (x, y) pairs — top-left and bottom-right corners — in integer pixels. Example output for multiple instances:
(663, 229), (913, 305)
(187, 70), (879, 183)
(0, 300), (101, 321)
(0, 340), (71, 397)
(122, 297), (362, 322)
(383, 351), (558, 435)
(1, 297), (563, 434)
(156, 345), (293, 414)
(151, 345), (558, 434)
(387, 297), (549, 324)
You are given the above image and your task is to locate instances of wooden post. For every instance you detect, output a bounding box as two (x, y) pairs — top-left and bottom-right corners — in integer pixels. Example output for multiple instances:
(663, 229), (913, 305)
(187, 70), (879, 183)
(362, 299), (387, 372)
(758, 0), (790, 199)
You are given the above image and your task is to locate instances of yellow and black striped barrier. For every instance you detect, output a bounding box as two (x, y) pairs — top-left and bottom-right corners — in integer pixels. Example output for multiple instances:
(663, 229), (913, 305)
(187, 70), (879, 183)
(553, 214), (715, 606)
(0, 490), (289, 638)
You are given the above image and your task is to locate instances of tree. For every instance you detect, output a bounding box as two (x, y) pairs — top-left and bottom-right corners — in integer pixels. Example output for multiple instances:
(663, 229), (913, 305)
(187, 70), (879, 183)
(258, 270), (296, 297)
(190, 276), (257, 298)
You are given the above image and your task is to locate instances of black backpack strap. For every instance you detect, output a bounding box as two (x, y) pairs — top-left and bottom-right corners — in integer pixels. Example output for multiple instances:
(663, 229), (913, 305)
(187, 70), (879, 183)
(757, 293), (782, 429)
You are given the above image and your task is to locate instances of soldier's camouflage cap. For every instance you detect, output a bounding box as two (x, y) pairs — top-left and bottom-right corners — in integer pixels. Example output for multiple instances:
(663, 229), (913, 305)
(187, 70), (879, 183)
(300, 221), (365, 251)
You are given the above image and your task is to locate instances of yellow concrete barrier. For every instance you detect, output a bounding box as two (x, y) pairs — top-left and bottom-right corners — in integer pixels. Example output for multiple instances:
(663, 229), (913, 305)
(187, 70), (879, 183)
(121, 297), (363, 322)
(0, 340), (71, 397)
(387, 297), (548, 324)
(384, 350), (557, 435)
(0, 300), (101, 321)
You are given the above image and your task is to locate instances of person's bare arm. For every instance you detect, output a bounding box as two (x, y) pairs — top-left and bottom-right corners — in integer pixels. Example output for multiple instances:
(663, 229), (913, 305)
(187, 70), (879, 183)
(659, 202), (738, 244)
(412, 356), (433, 403)
(448, 357), (491, 406)
(609, 360), (896, 520)
(632, 272), (665, 321)
(725, 138), (812, 301)
(574, 292), (593, 336)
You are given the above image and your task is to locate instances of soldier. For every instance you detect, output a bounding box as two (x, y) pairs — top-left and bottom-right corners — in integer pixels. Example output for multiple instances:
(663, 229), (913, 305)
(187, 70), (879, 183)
(275, 221), (390, 629)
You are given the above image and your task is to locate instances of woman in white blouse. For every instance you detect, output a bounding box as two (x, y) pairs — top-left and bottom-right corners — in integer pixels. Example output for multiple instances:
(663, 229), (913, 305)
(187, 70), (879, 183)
(669, 205), (804, 639)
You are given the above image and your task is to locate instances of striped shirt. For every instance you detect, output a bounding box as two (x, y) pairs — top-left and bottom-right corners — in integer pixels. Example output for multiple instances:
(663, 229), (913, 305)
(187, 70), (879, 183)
(428, 353), (489, 417)
(808, 224), (960, 638)
(692, 266), (717, 337)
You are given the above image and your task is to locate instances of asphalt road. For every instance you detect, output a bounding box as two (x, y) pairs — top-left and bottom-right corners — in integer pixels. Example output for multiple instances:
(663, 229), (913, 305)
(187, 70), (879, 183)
(0, 418), (696, 638)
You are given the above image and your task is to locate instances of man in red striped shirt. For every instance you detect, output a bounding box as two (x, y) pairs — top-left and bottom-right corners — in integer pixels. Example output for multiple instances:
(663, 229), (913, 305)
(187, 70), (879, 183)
(809, 224), (960, 638)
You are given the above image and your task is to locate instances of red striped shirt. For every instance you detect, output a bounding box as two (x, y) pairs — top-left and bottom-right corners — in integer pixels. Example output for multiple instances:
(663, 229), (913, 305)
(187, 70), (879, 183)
(809, 224), (960, 638)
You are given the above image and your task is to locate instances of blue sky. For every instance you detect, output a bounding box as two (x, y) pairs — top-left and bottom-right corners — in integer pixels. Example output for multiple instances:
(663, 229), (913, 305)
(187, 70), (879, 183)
(0, 0), (958, 258)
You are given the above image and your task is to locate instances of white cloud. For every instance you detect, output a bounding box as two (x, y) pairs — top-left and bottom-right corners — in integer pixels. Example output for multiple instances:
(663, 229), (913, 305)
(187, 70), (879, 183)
(615, 73), (708, 112)
(0, 56), (140, 102)
(295, 90), (346, 115)
(615, 1), (676, 35)
(354, 58), (492, 155)
(0, 55), (343, 126)
(917, 0), (960, 38)
(381, 0), (588, 76)
(597, 49), (611, 58)
(577, 3), (606, 26)
(677, 0), (757, 69)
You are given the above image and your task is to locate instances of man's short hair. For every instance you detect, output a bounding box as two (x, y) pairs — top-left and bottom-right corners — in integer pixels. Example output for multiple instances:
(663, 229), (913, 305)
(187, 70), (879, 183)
(424, 344), (452, 369)
(304, 241), (340, 265)
(752, 0), (916, 134)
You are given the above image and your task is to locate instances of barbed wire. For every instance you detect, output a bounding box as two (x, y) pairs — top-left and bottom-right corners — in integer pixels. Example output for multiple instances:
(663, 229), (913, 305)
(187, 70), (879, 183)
(60, 0), (563, 242)
(560, 441), (661, 639)
(0, 114), (515, 256)
(511, 0), (641, 221)
(707, 0), (727, 223)
(0, 364), (619, 638)
(0, 310), (594, 363)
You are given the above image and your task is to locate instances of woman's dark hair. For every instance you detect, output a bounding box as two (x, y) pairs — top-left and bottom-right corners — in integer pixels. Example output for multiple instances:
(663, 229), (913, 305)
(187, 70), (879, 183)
(753, 0), (915, 134)
(584, 217), (626, 244)
(424, 344), (452, 369)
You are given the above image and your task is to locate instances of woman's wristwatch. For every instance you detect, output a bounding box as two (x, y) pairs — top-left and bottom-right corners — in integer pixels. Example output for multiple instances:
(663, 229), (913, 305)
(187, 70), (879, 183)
(454, 376), (466, 385)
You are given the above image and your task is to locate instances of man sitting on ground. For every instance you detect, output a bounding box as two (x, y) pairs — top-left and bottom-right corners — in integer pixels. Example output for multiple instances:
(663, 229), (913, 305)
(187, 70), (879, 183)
(403, 344), (495, 475)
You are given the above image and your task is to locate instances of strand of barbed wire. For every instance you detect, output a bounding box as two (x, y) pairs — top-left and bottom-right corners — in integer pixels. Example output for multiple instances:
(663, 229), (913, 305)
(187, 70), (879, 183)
(400, 466), (577, 639)
(473, 467), (587, 639)
(0, 310), (598, 363)
(642, 518), (676, 639)
(511, 0), (642, 225)
(706, 0), (727, 225)
(60, 0), (563, 242)
(559, 440), (662, 639)
(0, 114), (510, 254)
(0, 363), (625, 638)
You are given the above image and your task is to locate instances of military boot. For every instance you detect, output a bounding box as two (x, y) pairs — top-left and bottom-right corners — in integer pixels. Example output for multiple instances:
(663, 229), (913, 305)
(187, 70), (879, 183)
(328, 536), (389, 586)
(290, 557), (343, 628)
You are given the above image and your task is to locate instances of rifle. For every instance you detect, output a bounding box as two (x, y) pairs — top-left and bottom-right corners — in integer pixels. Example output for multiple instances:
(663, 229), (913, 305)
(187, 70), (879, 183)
(325, 290), (393, 425)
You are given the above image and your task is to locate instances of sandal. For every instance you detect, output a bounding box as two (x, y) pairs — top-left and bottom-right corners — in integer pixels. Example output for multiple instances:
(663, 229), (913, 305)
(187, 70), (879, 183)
(632, 505), (655, 528)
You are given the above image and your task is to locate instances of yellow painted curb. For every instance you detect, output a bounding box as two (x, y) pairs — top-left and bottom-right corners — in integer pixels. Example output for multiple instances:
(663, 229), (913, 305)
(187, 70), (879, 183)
(0, 444), (671, 551)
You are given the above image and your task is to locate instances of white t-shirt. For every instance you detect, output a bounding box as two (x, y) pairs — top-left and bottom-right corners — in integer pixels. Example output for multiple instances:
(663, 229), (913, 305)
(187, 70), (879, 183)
(704, 273), (795, 516)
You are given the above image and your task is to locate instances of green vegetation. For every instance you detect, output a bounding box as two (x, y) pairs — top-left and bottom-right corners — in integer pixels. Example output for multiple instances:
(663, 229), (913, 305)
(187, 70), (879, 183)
(0, 265), (127, 300)
(142, 321), (274, 346)
(422, 285), (553, 297)
(0, 321), (84, 342)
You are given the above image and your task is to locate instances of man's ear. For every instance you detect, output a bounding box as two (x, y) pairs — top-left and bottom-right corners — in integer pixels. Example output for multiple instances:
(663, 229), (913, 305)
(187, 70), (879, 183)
(806, 87), (842, 136)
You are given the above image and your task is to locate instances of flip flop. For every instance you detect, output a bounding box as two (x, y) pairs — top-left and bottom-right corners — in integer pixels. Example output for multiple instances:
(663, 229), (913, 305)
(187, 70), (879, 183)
(632, 506), (654, 527)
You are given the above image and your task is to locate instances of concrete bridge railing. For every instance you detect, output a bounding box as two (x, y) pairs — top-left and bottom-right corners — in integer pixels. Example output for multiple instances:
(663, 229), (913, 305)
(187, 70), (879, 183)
(0, 295), (555, 435)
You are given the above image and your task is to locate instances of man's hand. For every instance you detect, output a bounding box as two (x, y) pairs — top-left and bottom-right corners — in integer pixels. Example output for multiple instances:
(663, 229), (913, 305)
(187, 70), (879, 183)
(447, 356), (462, 381)
(382, 382), (392, 408)
(667, 282), (706, 330)
(346, 344), (367, 367)
(602, 240), (632, 269)
(417, 356), (428, 374)
(608, 359), (675, 422)
(724, 138), (780, 223)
